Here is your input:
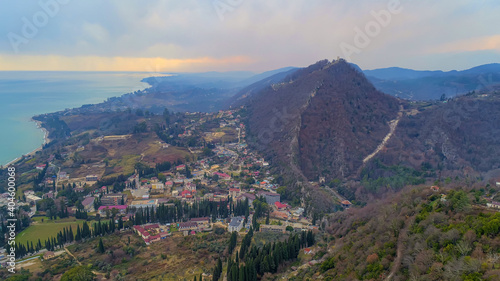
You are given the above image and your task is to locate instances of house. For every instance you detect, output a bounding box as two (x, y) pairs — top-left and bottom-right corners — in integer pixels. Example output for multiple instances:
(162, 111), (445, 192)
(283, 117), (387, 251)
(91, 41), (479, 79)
(134, 224), (170, 244)
(176, 164), (186, 171)
(430, 186), (440, 192)
(58, 172), (69, 180)
(487, 201), (500, 209)
(496, 181), (500, 188)
(42, 191), (55, 199)
(143, 223), (160, 230)
(341, 200), (352, 208)
(259, 192), (280, 205)
(228, 216), (244, 232)
(214, 172), (231, 181)
(98, 205), (127, 216)
(260, 224), (286, 233)
(178, 222), (198, 232)
(36, 164), (47, 170)
(185, 182), (197, 192)
(291, 207), (305, 218)
(260, 181), (268, 189)
(174, 178), (184, 185)
(86, 175), (98, 182)
(274, 201), (288, 210)
(304, 248), (313, 255)
(229, 188), (241, 198)
(133, 225), (150, 240)
(165, 181), (174, 189)
(43, 251), (55, 260)
(190, 217), (210, 228)
(26, 194), (42, 204)
(82, 197), (95, 212)
(151, 183), (165, 193)
(180, 190), (192, 198)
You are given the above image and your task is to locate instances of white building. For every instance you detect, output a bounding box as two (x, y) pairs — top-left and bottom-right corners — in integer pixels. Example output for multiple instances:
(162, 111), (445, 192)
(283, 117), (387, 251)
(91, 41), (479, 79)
(26, 194), (42, 204)
(228, 216), (244, 232)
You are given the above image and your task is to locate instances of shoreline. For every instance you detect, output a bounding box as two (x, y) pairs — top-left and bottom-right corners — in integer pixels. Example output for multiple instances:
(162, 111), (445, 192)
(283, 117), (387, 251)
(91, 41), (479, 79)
(1, 119), (50, 168)
(0, 72), (152, 169)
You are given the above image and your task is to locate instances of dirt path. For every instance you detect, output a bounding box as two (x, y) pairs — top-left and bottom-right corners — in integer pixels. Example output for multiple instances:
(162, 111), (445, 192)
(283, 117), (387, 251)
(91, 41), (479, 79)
(363, 105), (403, 164)
(64, 247), (81, 265)
(385, 216), (413, 281)
(65, 247), (105, 278)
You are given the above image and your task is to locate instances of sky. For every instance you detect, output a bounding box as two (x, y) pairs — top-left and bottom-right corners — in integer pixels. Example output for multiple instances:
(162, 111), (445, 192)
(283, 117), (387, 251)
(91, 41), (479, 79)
(0, 0), (499, 73)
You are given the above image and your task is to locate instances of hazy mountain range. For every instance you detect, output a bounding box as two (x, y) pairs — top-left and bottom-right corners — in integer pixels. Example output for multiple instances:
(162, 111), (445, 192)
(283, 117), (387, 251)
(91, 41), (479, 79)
(363, 63), (500, 100)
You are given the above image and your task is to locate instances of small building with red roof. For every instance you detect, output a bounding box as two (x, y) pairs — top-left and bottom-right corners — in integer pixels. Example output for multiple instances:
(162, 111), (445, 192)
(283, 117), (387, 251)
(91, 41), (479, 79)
(274, 201), (288, 210)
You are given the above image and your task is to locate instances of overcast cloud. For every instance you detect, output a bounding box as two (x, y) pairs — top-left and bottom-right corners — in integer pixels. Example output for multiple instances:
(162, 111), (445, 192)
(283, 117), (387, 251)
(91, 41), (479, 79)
(0, 0), (499, 72)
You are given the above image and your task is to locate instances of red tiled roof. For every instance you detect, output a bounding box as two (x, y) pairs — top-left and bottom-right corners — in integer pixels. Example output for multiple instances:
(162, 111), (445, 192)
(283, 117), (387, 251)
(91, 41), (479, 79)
(214, 172), (230, 178)
(98, 205), (127, 211)
(144, 224), (159, 230)
(275, 201), (288, 209)
(190, 217), (209, 222)
(181, 190), (192, 196)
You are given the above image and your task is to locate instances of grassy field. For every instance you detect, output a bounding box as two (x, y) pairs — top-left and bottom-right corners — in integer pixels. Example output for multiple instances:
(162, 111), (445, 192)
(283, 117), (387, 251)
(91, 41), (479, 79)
(106, 154), (141, 178)
(16, 218), (91, 246)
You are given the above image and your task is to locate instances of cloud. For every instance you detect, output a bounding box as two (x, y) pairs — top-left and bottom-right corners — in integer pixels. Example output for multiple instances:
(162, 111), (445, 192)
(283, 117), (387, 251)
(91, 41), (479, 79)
(81, 22), (109, 42)
(0, 0), (499, 71)
(426, 35), (500, 54)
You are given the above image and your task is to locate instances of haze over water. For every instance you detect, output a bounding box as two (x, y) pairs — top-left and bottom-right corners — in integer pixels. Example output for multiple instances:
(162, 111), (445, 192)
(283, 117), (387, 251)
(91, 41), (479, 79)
(0, 71), (151, 165)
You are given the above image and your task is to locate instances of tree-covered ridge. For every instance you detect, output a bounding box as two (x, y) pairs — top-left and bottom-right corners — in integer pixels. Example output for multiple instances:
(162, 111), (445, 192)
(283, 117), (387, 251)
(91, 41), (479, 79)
(298, 186), (500, 280)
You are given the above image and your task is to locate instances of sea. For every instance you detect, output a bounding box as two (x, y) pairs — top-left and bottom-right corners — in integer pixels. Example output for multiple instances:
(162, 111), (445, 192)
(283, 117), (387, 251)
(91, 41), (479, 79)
(0, 71), (156, 166)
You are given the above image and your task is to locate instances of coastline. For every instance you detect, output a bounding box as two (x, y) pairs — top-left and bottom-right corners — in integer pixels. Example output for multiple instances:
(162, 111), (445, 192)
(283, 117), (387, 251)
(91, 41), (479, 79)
(0, 72), (151, 169)
(1, 119), (50, 168)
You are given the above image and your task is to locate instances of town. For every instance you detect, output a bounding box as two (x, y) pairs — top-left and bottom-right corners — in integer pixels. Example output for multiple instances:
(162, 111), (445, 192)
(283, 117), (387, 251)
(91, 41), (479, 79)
(0, 108), (319, 279)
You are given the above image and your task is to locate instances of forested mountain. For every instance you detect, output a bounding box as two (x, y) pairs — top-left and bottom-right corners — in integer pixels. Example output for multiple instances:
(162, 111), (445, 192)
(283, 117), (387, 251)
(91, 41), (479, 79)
(239, 59), (500, 210)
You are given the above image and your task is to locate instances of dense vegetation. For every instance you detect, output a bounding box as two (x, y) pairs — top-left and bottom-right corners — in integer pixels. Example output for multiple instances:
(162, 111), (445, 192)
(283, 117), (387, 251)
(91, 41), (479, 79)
(215, 229), (315, 281)
(295, 185), (500, 280)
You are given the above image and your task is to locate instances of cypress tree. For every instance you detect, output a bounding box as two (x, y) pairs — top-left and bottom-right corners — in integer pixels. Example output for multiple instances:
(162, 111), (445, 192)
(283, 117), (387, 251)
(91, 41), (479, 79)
(76, 225), (82, 241)
(69, 227), (74, 242)
(238, 266), (244, 281)
(98, 238), (105, 253)
(230, 264), (238, 281)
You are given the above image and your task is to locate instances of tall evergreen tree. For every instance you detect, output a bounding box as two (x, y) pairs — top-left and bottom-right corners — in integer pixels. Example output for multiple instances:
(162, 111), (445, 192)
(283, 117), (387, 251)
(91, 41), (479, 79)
(97, 238), (105, 253)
